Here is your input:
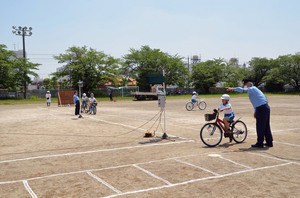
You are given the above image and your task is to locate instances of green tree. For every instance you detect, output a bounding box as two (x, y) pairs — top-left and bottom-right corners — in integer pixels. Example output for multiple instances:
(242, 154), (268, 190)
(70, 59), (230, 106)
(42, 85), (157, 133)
(0, 44), (39, 95)
(43, 78), (51, 90)
(277, 53), (300, 91)
(223, 64), (248, 87)
(192, 59), (226, 93)
(122, 45), (188, 91)
(50, 76), (58, 89)
(247, 57), (273, 86)
(52, 46), (119, 93)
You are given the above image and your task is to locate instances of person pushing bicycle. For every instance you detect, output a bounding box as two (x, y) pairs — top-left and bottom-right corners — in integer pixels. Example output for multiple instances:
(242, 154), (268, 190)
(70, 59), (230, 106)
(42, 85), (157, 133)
(218, 94), (235, 139)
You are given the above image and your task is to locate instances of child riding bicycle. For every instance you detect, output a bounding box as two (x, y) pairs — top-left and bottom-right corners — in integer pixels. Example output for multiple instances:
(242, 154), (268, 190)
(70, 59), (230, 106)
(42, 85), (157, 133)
(218, 94), (235, 140)
(191, 91), (200, 106)
(89, 93), (98, 114)
(81, 93), (88, 113)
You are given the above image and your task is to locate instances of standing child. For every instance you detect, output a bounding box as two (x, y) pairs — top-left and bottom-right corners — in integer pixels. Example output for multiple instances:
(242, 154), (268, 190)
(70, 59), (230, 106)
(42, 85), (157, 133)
(46, 91), (51, 106)
(218, 94), (235, 141)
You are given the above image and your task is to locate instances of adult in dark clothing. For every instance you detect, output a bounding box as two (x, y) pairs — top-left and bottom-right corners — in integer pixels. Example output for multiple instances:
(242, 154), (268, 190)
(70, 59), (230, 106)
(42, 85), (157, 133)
(73, 90), (82, 118)
(108, 88), (113, 101)
(226, 79), (273, 148)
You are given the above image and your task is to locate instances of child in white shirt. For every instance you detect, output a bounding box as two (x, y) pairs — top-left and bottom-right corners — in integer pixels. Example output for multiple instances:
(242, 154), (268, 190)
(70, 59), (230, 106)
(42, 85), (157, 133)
(218, 94), (235, 134)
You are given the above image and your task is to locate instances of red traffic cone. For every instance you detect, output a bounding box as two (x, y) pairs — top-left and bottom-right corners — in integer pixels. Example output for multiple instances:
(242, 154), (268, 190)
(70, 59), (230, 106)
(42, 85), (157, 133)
(114, 96), (116, 102)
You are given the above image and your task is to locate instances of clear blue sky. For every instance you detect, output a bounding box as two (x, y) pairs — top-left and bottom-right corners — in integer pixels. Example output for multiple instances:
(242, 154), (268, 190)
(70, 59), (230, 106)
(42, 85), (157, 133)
(1, 0), (300, 78)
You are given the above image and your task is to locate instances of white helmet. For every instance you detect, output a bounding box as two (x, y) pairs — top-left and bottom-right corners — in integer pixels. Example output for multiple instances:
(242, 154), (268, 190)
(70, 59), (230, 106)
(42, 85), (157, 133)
(83, 93), (86, 96)
(221, 94), (230, 100)
(192, 91), (197, 94)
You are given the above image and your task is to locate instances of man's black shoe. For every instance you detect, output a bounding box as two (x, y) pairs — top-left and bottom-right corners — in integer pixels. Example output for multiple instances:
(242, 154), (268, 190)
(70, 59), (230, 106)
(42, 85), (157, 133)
(264, 143), (273, 147)
(78, 115), (83, 118)
(251, 144), (263, 148)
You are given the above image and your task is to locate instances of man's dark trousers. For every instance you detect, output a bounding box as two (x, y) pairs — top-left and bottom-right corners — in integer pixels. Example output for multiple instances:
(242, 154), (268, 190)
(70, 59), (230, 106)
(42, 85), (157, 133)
(255, 104), (273, 146)
(75, 100), (80, 115)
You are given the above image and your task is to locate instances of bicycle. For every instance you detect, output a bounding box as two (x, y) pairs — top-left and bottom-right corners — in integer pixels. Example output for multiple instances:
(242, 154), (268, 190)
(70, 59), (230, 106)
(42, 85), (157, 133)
(82, 102), (88, 113)
(200, 109), (247, 147)
(186, 99), (207, 111)
(89, 102), (97, 115)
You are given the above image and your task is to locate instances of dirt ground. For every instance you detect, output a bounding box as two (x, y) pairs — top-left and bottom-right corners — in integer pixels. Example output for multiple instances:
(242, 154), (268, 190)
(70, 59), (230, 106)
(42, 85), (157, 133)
(0, 95), (299, 198)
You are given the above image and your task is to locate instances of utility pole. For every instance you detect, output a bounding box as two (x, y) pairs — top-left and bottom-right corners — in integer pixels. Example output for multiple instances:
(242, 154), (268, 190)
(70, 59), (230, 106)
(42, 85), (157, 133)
(12, 26), (33, 99)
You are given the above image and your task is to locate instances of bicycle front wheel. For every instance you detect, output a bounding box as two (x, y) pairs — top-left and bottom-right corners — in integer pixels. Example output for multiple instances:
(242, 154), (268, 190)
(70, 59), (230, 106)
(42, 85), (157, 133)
(93, 106), (97, 115)
(232, 120), (247, 143)
(186, 102), (194, 111)
(200, 123), (222, 147)
(198, 101), (207, 110)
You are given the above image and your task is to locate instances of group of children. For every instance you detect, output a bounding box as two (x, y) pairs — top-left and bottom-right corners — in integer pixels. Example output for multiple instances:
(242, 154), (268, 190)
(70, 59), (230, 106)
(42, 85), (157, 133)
(191, 91), (234, 137)
(81, 92), (98, 113)
(73, 91), (98, 118)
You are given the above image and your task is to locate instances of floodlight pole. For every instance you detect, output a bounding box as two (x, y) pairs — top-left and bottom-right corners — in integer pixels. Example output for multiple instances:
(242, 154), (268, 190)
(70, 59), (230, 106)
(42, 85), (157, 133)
(12, 26), (33, 99)
(162, 70), (168, 139)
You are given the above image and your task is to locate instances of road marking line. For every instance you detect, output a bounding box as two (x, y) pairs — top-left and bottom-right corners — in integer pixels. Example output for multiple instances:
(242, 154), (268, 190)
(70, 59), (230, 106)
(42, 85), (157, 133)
(23, 180), (38, 198)
(0, 140), (193, 164)
(87, 171), (122, 194)
(102, 162), (292, 198)
(133, 164), (172, 185)
(218, 156), (252, 169)
(174, 159), (219, 176)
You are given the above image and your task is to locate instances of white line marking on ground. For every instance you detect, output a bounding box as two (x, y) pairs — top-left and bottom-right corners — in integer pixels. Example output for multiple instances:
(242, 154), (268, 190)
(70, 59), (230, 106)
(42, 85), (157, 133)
(272, 128), (300, 133)
(87, 171), (122, 194)
(102, 162), (292, 198)
(133, 164), (172, 185)
(23, 180), (38, 198)
(0, 152), (219, 185)
(218, 156), (252, 169)
(0, 140), (193, 164)
(88, 116), (189, 140)
(249, 152), (293, 163)
(174, 159), (219, 176)
(247, 137), (300, 147)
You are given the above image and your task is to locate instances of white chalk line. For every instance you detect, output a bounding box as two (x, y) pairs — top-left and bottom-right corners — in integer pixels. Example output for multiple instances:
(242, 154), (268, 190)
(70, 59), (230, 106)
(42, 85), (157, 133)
(0, 140), (193, 164)
(87, 171), (122, 194)
(218, 156), (252, 169)
(132, 164), (172, 185)
(0, 152), (218, 185)
(102, 162), (293, 198)
(23, 180), (38, 198)
(249, 152), (300, 165)
(174, 159), (220, 176)
(247, 137), (300, 147)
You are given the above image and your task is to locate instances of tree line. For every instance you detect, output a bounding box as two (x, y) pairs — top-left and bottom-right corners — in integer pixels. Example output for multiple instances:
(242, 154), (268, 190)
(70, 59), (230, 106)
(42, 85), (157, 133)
(1, 44), (299, 95)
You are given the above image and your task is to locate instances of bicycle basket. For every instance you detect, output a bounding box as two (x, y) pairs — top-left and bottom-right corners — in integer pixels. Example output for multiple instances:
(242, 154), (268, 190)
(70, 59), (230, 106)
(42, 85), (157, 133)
(204, 113), (216, 121)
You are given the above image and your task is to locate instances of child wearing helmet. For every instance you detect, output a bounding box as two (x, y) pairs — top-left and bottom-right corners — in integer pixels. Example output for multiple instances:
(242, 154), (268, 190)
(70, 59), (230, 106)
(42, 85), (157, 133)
(46, 90), (51, 106)
(218, 94), (235, 135)
(191, 91), (198, 103)
(81, 93), (88, 113)
(89, 93), (98, 114)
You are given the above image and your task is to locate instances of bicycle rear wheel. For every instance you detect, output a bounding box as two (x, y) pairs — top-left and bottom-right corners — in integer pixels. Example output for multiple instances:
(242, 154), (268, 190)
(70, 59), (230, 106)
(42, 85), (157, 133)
(198, 101), (207, 110)
(186, 102), (194, 111)
(200, 123), (222, 147)
(232, 120), (247, 143)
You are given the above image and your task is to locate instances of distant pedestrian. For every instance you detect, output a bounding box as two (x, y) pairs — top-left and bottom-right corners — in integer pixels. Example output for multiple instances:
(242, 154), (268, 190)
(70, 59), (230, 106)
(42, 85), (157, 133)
(108, 88), (113, 101)
(73, 90), (82, 118)
(46, 91), (51, 106)
(226, 79), (273, 148)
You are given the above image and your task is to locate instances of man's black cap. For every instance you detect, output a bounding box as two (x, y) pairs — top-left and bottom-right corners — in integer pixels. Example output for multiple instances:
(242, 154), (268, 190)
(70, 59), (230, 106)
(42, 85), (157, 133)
(242, 79), (252, 84)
